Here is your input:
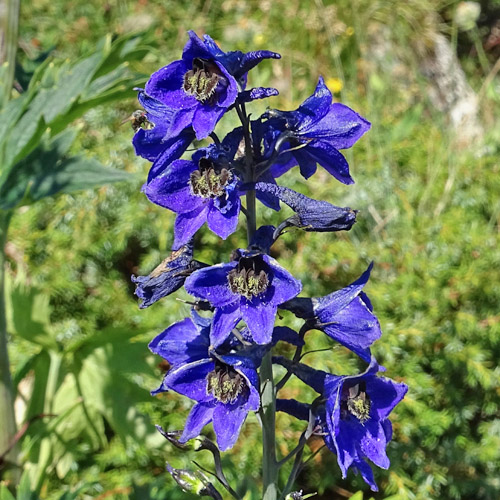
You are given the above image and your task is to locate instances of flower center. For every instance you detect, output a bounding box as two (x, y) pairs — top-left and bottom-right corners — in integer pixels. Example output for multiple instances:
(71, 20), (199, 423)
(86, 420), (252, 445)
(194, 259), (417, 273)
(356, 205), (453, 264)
(206, 363), (246, 404)
(189, 158), (232, 199)
(227, 257), (269, 299)
(183, 58), (221, 103)
(341, 382), (371, 424)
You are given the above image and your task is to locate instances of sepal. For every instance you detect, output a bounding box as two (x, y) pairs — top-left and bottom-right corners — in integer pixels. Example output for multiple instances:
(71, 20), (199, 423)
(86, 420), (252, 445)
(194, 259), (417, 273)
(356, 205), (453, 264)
(166, 463), (221, 498)
(254, 182), (357, 234)
(132, 243), (206, 308)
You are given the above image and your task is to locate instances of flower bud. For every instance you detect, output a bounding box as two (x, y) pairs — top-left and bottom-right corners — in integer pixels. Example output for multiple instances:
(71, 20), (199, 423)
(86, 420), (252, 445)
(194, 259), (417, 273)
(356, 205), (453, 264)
(156, 426), (204, 451)
(285, 491), (317, 500)
(254, 183), (356, 236)
(166, 464), (219, 497)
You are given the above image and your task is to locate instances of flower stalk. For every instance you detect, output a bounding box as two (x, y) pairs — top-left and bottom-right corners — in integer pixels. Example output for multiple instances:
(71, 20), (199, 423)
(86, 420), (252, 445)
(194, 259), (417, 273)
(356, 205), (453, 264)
(260, 351), (278, 500)
(0, 210), (19, 478)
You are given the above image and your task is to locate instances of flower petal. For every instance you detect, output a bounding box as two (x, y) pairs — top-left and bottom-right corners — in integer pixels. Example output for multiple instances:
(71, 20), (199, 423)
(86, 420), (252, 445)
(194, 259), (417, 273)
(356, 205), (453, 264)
(295, 76), (332, 129)
(367, 376), (408, 420)
(211, 303), (241, 347)
(163, 358), (214, 402)
(144, 160), (201, 213)
(360, 419), (390, 469)
(315, 263), (373, 314)
(263, 255), (302, 305)
(185, 262), (239, 307)
(319, 295), (381, 361)
(206, 196), (240, 240)
(145, 59), (196, 108)
(173, 205), (209, 250)
(180, 401), (216, 443)
(146, 130), (195, 182)
(240, 301), (277, 344)
(192, 105), (227, 140)
(304, 102), (371, 149)
(148, 317), (210, 366)
(213, 403), (248, 451)
(303, 141), (353, 184)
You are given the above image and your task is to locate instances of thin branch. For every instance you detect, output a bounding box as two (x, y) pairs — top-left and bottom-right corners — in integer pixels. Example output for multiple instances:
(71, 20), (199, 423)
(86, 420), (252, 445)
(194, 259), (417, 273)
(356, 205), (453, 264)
(0, 413), (56, 466)
(275, 324), (309, 392)
(279, 445), (304, 500)
(209, 132), (221, 146)
(277, 431), (307, 468)
(198, 439), (242, 500)
(300, 444), (326, 470)
(299, 347), (333, 360)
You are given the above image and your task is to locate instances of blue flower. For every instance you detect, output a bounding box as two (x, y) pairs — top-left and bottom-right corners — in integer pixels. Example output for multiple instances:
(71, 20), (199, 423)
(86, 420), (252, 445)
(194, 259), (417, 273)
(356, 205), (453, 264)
(184, 249), (302, 347)
(132, 243), (205, 308)
(275, 357), (408, 491)
(254, 182), (357, 234)
(144, 154), (241, 250)
(262, 76), (370, 183)
(132, 91), (195, 183)
(144, 31), (280, 141)
(149, 311), (260, 451)
(282, 264), (381, 362)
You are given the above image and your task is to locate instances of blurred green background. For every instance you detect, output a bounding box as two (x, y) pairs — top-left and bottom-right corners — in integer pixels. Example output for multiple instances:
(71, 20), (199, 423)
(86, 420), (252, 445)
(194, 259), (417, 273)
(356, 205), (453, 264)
(2, 0), (500, 499)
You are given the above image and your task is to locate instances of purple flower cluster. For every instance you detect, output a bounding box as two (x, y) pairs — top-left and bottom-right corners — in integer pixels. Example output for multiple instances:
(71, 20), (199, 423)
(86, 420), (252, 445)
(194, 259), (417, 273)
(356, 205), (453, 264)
(131, 31), (407, 495)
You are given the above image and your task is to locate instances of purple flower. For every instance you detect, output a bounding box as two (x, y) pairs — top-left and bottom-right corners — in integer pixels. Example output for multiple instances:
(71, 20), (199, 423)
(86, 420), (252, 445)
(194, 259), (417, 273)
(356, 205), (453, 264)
(144, 155), (241, 250)
(149, 312), (260, 451)
(254, 182), (357, 234)
(198, 32), (280, 88)
(184, 250), (302, 347)
(132, 243), (206, 308)
(263, 76), (370, 183)
(143, 31), (280, 141)
(275, 357), (408, 491)
(282, 264), (381, 362)
(132, 91), (195, 182)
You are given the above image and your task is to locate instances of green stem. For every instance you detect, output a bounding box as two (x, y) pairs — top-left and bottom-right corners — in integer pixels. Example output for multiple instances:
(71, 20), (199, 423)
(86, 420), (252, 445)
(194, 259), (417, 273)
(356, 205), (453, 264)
(470, 27), (489, 75)
(245, 189), (256, 242)
(0, 210), (19, 476)
(0, 0), (20, 104)
(260, 351), (278, 500)
(235, 100), (278, 499)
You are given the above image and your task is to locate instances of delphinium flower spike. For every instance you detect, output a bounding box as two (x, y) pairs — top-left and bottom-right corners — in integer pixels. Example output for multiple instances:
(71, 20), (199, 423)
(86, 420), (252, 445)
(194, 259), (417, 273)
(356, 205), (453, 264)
(131, 30), (406, 499)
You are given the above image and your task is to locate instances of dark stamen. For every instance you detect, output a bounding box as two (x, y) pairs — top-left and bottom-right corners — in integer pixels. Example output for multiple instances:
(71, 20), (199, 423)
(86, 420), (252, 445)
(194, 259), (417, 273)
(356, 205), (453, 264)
(227, 257), (269, 299)
(206, 363), (247, 404)
(189, 158), (232, 199)
(183, 58), (221, 103)
(341, 382), (371, 424)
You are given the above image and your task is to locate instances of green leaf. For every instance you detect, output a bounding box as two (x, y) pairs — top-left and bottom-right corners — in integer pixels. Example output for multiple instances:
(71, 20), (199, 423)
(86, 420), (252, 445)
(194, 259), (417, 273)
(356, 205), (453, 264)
(16, 471), (34, 500)
(1, 109), (46, 175)
(0, 131), (132, 210)
(27, 156), (133, 201)
(0, 484), (16, 500)
(5, 278), (56, 350)
(39, 53), (102, 125)
(0, 95), (28, 156)
(349, 493), (364, 500)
